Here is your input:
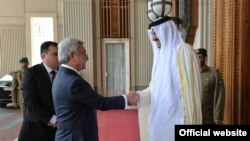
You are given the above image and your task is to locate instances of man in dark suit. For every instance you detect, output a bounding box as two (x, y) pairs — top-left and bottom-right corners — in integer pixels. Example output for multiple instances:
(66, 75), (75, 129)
(18, 41), (59, 141)
(52, 37), (138, 141)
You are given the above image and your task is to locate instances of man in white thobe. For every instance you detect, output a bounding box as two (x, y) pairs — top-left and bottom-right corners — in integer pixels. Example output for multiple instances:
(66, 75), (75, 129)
(136, 16), (203, 141)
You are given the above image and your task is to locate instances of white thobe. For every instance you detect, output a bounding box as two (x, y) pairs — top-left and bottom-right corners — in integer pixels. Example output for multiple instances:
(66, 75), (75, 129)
(137, 20), (202, 141)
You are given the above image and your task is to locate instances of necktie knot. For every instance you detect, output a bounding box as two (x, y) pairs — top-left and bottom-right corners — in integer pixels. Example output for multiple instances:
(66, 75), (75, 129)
(50, 70), (56, 82)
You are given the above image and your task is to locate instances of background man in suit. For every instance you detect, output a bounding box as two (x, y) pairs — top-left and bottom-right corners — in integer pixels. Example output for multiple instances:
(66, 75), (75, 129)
(7, 57), (29, 119)
(196, 48), (225, 124)
(18, 41), (59, 141)
(52, 37), (138, 141)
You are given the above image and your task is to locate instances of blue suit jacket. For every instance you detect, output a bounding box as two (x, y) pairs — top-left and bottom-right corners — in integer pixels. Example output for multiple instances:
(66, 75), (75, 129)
(52, 66), (125, 141)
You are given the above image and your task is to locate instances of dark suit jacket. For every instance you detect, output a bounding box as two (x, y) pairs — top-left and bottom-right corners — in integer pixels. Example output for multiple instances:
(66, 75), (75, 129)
(18, 63), (56, 141)
(52, 66), (125, 141)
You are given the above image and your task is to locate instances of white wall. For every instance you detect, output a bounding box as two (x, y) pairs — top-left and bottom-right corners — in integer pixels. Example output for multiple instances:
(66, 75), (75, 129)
(25, 0), (57, 12)
(0, 0), (25, 25)
(0, 0), (59, 76)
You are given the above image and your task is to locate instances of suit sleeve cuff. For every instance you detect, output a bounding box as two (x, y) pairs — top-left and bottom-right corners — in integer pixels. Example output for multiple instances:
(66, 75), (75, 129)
(122, 95), (129, 109)
(49, 115), (57, 124)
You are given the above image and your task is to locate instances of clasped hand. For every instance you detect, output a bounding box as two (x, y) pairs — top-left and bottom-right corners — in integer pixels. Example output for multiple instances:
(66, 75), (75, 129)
(48, 122), (57, 128)
(126, 91), (139, 106)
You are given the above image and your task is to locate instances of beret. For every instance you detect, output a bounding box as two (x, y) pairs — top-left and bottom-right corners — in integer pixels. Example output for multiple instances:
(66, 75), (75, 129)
(196, 48), (207, 57)
(19, 57), (28, 62)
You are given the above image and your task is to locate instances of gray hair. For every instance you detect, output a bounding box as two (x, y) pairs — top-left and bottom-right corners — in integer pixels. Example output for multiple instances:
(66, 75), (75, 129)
(58, 37), (84, 64)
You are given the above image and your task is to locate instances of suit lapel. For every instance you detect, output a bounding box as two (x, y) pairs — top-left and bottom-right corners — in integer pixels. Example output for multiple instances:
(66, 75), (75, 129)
(39, 63), (53, 85)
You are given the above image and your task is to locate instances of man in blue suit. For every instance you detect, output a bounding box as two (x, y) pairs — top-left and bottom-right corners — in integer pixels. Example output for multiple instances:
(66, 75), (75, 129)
(52, 37), (138, 141)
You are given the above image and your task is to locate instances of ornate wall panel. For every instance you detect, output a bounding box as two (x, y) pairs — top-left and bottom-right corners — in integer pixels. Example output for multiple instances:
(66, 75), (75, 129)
(100, 0), (129, 38)
(212, 0), (250, 124)
(212, 0), (233, 124)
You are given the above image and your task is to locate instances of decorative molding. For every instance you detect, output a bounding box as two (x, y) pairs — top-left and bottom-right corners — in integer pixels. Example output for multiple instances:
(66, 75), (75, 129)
(212, 0), (233, 124)
(212, 0), (250, 124)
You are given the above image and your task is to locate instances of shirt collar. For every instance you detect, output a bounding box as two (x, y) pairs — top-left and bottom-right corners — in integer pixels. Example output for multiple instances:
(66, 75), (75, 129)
(61, 64), (80, 75)
(43, 63), (56, 74)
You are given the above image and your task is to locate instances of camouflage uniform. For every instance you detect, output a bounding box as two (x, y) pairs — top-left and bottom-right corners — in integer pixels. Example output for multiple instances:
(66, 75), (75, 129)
(201, 65), (225, 124)
(12, 69), (26, 118)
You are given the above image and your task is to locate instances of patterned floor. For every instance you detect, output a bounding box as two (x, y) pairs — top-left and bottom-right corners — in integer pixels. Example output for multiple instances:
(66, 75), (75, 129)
(0, 107), (22, 141)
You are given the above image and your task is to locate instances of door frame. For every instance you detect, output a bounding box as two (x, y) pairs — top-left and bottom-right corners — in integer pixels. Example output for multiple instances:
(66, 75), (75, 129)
(101, 38), (130, 96)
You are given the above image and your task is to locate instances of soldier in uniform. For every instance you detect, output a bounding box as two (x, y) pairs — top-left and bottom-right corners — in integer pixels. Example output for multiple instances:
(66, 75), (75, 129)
(7, 57), (29, 119)
(196, 48), (225, 124)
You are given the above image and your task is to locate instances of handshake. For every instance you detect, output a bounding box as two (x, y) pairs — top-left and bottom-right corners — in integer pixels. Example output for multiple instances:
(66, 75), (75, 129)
(126, 91), (139, 106)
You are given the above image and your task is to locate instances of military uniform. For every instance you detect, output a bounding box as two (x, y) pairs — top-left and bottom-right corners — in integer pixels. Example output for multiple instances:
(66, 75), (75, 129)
(201, 65), (225, 124)
(12, 69), (26, 118)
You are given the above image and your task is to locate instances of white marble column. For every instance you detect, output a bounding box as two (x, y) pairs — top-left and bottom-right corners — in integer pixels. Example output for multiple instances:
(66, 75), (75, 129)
(193, 0), (212, 65)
